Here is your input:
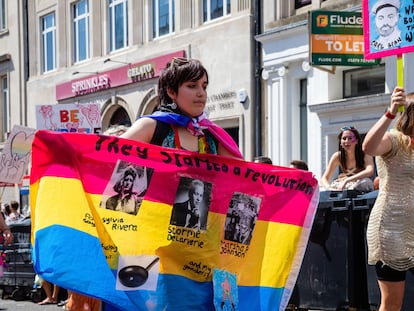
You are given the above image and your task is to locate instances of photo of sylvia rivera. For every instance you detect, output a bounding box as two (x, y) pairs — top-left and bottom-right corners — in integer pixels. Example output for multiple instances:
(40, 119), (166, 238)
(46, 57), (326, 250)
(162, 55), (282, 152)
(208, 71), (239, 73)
(170, 177), (212, 230)
(100, 160), (152, 215)
(224, 193), (261, 245)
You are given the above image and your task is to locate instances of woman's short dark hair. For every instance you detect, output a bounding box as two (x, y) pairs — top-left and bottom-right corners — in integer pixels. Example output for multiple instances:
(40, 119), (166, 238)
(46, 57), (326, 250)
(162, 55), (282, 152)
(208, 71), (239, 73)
(254, 156), (272, 164)
(158, 58), (209, 112)
(290, 160), (308, 171)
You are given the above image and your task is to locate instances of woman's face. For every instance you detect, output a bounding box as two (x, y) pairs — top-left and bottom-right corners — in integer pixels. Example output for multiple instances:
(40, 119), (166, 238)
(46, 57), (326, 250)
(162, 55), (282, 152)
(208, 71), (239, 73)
(239, 216), (252, 235)
(122, 174), (135, 191)
(340, 130), (357, 150)
(170, 73), (208, 118)
(191, 184), (204, 207)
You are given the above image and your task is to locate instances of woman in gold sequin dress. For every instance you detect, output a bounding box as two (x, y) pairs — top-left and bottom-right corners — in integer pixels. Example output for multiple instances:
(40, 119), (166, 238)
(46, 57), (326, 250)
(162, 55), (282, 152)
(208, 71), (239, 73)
(363, 87), (414, 311)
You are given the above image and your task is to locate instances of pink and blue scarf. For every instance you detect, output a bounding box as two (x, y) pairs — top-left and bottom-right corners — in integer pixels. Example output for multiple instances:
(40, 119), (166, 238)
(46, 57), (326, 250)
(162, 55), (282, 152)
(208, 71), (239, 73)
(145, 111), (243, 159)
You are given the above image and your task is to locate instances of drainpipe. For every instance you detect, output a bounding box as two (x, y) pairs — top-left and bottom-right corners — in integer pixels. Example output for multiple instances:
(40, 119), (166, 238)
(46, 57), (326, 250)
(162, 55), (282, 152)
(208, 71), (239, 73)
(253, 0), (262, 157)
(22, 0), (29, 126)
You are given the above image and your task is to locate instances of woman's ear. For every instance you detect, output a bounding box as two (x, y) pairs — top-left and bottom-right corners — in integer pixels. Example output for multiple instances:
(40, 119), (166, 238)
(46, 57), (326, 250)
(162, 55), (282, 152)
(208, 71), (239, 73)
(166, 87), (176, 101)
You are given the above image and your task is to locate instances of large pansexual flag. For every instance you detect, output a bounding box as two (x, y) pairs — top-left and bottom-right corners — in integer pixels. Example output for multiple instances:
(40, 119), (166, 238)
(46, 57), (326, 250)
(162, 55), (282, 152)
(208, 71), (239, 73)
(30, 131), (319, 311)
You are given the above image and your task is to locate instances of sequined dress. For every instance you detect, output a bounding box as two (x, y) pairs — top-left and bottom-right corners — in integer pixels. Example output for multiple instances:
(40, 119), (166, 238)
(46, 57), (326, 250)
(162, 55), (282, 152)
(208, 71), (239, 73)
(367, 130), (414, 270)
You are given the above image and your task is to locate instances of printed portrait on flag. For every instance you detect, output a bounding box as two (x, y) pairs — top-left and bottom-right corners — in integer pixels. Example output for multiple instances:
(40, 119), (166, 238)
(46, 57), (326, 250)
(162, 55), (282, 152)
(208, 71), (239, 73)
(224, 193), (261, 245)
(363, 0), (414, 58)
(100, 160), (152, 216)
(30, 131), (319, 311)
(170, 177), (212, 230)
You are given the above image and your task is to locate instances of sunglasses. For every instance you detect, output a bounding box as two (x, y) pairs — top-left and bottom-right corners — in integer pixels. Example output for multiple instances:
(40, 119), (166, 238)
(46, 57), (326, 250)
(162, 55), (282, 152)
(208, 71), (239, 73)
(169, 57), (190, 67)
(340, 125), (355, 131)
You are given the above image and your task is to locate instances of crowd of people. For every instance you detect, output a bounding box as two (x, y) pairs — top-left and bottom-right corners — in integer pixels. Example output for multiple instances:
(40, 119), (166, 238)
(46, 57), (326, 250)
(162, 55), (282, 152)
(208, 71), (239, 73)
(1, 200), (25, 226)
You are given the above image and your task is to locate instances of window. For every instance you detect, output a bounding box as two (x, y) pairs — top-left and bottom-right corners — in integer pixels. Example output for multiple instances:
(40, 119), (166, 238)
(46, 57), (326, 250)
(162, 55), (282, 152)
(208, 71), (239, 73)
(343, 65), (385, 98)
(0, 75), (9, 141)
(295, 0), (311, 9)
(152, 0), (174, 38)
(0, 0), (6, 31)
(109, 0), (128, 51)
(109, 107), (131, 127)
(42, 13), (56, 72)
(203, 0), (230, 22)
(295, 0), (326, 10)
(73, 0), (90, 63)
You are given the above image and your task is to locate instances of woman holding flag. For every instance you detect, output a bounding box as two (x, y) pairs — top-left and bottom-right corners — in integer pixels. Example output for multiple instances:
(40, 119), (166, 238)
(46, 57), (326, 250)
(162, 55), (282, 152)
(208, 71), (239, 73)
(121, 57), (242, 159)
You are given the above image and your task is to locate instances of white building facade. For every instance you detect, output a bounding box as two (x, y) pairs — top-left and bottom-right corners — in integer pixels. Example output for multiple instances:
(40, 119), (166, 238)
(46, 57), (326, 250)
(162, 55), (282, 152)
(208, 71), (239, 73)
(257, 0), (414, 180)
(0, 0), (29, 205)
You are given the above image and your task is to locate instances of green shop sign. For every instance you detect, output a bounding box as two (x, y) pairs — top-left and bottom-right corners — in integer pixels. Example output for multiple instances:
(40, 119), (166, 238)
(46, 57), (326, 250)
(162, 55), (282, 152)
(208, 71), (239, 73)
(310, 10), (380, 66)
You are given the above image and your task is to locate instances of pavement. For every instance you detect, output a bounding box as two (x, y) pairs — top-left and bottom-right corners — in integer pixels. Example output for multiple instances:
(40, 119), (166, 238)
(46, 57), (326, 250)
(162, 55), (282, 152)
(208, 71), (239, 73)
(0, 298), (66, 310)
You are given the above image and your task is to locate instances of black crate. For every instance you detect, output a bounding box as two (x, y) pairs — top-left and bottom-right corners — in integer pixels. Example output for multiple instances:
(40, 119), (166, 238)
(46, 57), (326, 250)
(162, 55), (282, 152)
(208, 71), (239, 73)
(293, 204), (350, 310)
(318, 190), (353, 211)
(292, 190), (375, 311)
(352, 190), (378, 210)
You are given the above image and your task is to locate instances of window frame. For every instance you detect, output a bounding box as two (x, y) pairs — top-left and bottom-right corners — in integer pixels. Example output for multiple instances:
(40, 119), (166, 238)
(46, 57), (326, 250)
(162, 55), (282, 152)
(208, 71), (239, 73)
(41, 12), (56, 73)
(203, 0), (230, 23)
(108, 0), (129, 52)
(0, 74), (9, 141)
(343, 64), (385, 98)
(73, 0), (90, 64)
(299, 78), (308, 163)
(152, 0), (175, 39)
(0, 0), (7, 32)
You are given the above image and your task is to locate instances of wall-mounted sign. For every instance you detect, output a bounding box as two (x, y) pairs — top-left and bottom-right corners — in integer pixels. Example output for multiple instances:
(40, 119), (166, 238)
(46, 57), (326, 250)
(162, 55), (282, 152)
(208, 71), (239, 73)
(206, 91), (238, 117)
(127, 62), (155, 82)
(310, 10), (380, 66)
(56, 51), (185, 101)
(72, 74), (110, 96)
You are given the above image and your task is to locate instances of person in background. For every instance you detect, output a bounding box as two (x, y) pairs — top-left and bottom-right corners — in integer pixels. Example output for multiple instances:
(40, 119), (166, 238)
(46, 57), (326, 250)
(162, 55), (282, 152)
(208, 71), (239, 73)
(253, 156), (272, 164)
(37, 279), (59, 305)
(362, 87), (414, 311)
(104, 124), (129, 136)
(64, 290), (100, 311)
(6, 200), (23, 224)
(1, 203), (11, 223)
(320, 126), (374, 192)
(290, 160), (309, 171)
(373, 176), (380, 190)
(0, 208), (13, 245)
